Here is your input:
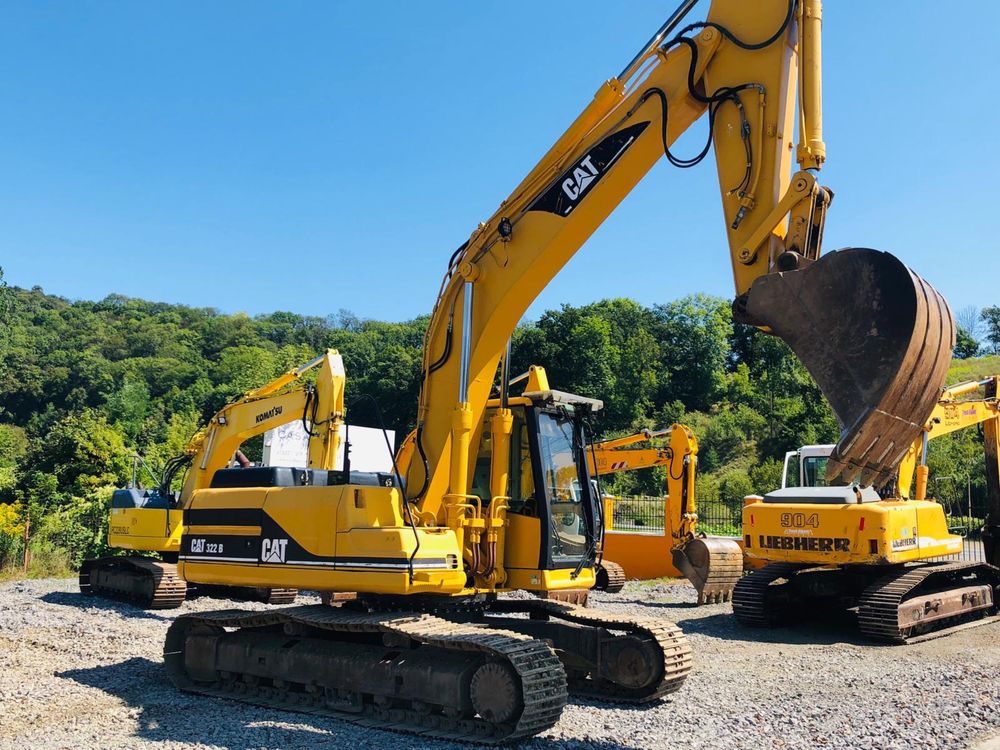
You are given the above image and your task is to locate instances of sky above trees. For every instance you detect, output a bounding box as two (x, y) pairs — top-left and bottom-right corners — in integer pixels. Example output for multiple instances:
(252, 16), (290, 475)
(0, 2), (997, 321)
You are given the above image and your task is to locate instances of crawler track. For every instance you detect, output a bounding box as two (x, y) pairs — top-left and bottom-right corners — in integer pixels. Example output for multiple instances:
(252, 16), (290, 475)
(857, 562), (1000, 643)
(164, 605), (568, 744)
(731, 563), (804, 628)
(490, 599), (692, 701)
(594, 561), (626, 593)
(80, 557), (187, 609)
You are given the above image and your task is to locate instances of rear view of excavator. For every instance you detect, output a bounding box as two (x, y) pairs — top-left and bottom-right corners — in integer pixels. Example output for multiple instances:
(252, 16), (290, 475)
(589, 425), (743, 603)
(79, 350), (345, 608)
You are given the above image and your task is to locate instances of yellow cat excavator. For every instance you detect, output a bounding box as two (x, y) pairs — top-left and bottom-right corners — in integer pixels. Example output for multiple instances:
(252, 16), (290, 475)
(588, 425), (744, 603)
(164, 1), (954, 742)
(78, 350), (345, 608)
(738, 376), (1000, 642)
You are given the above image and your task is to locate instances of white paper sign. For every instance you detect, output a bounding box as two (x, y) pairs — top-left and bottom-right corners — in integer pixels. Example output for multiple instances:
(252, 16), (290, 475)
(263, 423), (396, 473)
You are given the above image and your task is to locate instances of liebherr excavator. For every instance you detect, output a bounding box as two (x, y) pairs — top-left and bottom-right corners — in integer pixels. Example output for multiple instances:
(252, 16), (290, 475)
(164, 0), (955, 742)
(588, 425), (744, 603)
(79, 350), (345, 608)
(738, 377), (1000, 642)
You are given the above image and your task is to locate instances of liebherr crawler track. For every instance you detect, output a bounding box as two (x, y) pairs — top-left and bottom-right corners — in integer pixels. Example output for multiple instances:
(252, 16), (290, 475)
(858, 561), (1000, 644)
(731, 563), (804, 628)
(164, 604), (568, 743)
(80, 557), (188, 609)
(733, 561), (1000, 644)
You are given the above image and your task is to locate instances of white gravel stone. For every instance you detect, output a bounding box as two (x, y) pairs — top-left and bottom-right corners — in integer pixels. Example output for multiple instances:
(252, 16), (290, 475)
(1, 577), (998, 750)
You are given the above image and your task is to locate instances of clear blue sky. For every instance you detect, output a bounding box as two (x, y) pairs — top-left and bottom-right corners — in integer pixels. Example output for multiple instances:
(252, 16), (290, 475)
(1, 2), (997, 324)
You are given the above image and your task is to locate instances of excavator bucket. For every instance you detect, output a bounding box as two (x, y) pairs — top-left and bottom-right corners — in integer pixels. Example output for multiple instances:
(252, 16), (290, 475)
(672, 536), (744, 605)
(744, 248), (954, 488)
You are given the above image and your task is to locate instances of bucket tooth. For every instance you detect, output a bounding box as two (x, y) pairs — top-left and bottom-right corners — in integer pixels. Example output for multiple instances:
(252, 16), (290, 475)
(744, 248), (954, 487)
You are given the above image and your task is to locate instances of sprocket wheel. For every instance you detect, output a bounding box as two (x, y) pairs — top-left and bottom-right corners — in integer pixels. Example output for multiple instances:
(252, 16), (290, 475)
(469, 662), (522, 724)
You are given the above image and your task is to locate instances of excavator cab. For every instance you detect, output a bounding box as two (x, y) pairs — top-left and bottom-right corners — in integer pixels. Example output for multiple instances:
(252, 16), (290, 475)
(472, 383), (604, 589)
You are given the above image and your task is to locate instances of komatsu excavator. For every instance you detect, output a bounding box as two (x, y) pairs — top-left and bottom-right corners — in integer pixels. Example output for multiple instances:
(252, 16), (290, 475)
(163, 0), (955, 742)
(588, 425), (744, 603)
(738, 377), (1000, 642)
(79, 350), (345, 608)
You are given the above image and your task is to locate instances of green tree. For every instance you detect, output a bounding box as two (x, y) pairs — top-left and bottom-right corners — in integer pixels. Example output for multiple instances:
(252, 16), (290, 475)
(981, 306), (1000, 355)
(954, 326), (980, 359)
(651, 295), (731, 412)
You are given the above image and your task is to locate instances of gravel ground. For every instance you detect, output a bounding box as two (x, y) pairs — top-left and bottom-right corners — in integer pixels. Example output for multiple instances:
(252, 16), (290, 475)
(1, 577), (999, 750)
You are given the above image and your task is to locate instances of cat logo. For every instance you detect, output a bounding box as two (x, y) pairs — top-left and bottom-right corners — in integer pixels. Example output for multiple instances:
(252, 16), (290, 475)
(528, 121), (650, 217)
(261, 538), (288, 564)
(561, 155), (599, 201)
(190, 538), (206, 554)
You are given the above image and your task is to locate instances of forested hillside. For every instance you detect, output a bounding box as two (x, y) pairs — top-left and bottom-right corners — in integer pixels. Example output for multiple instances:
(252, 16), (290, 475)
(0, 271), (996, 576)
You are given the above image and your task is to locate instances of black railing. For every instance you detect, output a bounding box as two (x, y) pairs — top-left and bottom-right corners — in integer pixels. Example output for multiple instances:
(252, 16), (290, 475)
(605, 495), (743, 537)
(606, 496), (665, 534)
(697, 498), (743, 537)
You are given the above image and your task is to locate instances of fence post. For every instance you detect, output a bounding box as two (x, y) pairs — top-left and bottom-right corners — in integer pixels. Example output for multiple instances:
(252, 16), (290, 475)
(22, 513), (30, 574)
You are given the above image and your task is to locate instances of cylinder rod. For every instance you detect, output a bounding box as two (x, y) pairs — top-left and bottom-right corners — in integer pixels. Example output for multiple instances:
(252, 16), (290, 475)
(458, 281), (473, 403)
(618, 0), (698, 82)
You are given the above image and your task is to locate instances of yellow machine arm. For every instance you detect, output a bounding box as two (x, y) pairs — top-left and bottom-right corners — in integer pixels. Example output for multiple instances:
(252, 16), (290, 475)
(586, 428), (673, 475)
(897, 376), (1000, 500)
(587, 424), (743, 604)
(175, 350), (346, 504)
(588, 425), (700, 545)
(403, 0), (952, 522)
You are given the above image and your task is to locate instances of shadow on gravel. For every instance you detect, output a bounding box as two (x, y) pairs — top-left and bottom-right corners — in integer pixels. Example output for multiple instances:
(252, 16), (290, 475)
(60, 657), (646, 750)
(614, 598), (700, 610)
(673, 611), (872, 647)
(41, 591), (171, 621)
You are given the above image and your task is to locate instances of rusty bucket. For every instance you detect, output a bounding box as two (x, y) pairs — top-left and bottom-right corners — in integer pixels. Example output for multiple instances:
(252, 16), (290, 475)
(745, 248), (954, 487)
(672, 536), (744, 605)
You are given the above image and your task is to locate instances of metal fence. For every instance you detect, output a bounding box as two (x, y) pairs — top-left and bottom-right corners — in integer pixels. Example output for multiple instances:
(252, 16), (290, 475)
(605, 495), (743, 537)
(606, 496), (665, 534)
(606, 488), (990, 562)
(697, 498), (744, 537)
(933, 478), (988, 563)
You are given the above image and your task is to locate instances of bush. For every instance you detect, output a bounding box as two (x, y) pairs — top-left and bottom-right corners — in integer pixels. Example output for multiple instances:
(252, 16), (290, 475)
(750, 458), (784, 494)
(0, 502), (25, 571)
(23, 538), (74, 578)
(719, 470), (753, 504)
(31, 488), (112, 568)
